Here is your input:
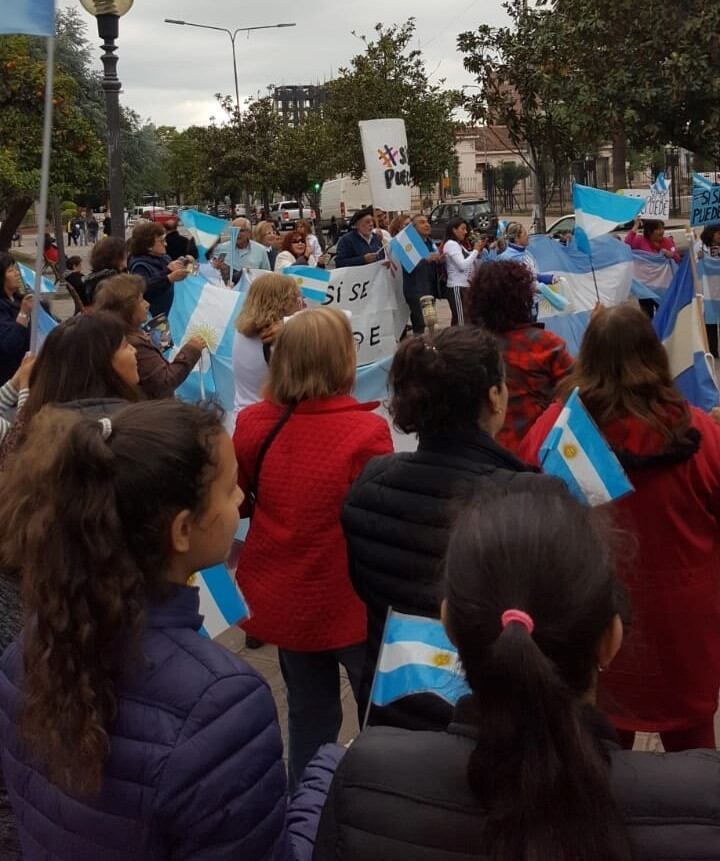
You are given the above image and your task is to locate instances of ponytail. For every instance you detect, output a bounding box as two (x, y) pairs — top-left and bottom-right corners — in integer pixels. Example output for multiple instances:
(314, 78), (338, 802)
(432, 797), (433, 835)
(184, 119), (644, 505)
(445, 488), (633, 861)
(0, 400), (225, 795)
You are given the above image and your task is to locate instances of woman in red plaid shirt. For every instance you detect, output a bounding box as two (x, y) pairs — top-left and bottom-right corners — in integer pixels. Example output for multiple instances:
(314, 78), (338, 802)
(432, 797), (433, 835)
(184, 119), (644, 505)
(467, 260), (573, 453)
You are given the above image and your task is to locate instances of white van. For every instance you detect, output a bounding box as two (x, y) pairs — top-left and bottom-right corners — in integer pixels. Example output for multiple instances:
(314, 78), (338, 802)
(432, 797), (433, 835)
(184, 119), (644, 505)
(320, 176), (372, 232)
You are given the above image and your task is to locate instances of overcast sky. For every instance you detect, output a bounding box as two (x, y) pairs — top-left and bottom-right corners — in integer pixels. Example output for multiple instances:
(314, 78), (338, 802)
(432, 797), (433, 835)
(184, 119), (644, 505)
(61, 0), (507, 129)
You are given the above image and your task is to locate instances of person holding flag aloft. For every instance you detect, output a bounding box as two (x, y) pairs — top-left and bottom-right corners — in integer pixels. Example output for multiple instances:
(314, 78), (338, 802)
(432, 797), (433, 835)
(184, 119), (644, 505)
(624, 217), (680, 263)
(498, 222), (557, 318)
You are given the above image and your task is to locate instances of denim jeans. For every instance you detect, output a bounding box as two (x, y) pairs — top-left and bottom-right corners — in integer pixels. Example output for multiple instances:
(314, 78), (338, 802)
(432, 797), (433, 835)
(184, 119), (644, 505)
(279, 642), (365, 789)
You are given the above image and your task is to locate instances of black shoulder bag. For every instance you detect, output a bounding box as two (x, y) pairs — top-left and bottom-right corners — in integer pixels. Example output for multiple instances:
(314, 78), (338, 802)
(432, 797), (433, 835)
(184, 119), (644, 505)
(246, 404), (295, 519)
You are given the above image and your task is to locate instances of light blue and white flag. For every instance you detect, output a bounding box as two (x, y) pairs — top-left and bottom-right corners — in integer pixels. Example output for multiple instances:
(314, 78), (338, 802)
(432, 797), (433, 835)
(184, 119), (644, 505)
(192, 563), (250, 639)
(388, 223), (430, 274)
(529, 235), (634, 354)
(700, 255), (720, 325)
(653, 255), (720, 411)
(631, 250), (677, 301)
(691, 174), (720, 228)
(369, 610), (470, 710)
(17, 261), (55, 294)
(540, 387), (634, 506)
(283, 264), (332, 303)
(652, 172), (669, 193)
(497, 218), (509, 239)
(168, 275), (245, 427)
(180, 209), (229, 261)
(572, 183), (646, 256)
(0, 0), (55, 36)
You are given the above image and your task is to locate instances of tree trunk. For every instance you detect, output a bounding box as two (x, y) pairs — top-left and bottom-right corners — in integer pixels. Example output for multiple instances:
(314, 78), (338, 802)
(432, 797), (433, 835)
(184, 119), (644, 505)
(298, 193), (304, 220)
(612, 129), (627, 190)
(0, 196), (33, 253)
(530, 151), (547, 233)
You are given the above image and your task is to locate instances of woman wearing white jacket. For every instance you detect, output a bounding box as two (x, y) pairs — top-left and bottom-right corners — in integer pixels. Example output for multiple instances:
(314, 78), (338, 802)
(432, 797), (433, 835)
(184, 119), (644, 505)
(442, 217), (486, 325)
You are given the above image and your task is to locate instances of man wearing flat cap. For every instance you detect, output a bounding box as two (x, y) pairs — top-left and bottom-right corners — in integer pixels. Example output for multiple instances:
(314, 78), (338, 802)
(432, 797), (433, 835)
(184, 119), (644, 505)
(334, 206), (386, 268)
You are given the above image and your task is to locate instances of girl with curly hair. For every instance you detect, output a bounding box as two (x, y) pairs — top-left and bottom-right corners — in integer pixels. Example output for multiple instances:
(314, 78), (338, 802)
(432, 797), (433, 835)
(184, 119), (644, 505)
(466, 260), (573, 452)
(0, 400), (315, 860)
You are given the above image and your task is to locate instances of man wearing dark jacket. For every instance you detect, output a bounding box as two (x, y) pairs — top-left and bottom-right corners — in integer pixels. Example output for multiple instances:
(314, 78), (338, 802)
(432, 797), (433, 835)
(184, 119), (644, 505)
(164, 217), (198, 261)
(402, 214), (441, 333)
(334, 207), (385, 268)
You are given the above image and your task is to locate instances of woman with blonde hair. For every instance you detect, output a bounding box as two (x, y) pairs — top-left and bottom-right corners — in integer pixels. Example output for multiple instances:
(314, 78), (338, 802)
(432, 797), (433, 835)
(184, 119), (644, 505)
(94, 274), (205, 400)
(521, 304), (720, 751)
(253, 220), (280, 269)
(389, 213), (411, 237)
(232, 273), (302, 421)
(233, 307), (393, 789)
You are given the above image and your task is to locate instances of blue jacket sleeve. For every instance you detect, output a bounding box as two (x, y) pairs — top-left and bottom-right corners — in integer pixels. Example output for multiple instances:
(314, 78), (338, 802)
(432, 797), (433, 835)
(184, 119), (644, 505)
(129, 259), (172, 307)
(537, 271), (555, 285)
(287, 744), (346, 861)
(0, 317), (30, 363)
(154, 672), (294, 861)
(335, 236), (366, 268)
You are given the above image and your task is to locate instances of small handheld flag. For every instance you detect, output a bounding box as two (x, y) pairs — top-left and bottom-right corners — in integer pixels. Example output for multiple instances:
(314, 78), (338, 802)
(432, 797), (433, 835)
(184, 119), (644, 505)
(191, 563), (250, 639)
(283, 264), (331, 303)
(369, 610), (470, 711)
(389, 223), (431, 274)
(0, 0), (55, 36)
(572, 183), (646, 256)
(539, 388), (633, 506)
(180, 209), (229, 262)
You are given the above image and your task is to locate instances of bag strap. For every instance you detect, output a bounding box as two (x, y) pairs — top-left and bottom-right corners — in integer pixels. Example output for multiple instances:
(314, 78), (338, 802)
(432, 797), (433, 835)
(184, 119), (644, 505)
(247, 404), (295, 516)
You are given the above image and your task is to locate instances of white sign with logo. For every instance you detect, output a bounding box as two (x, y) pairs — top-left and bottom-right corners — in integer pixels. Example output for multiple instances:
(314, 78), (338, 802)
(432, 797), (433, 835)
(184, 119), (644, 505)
(359, 118), (412, 212)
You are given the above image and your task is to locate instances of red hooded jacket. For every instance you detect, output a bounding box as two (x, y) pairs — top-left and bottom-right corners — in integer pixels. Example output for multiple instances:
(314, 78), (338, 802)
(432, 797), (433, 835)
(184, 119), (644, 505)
(521, 402), (720, 732)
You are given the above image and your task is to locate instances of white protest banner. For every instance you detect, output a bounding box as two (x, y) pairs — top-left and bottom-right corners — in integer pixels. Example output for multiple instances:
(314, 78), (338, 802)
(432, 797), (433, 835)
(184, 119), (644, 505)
(359, 119), (411, 212)
(243, 262), (406, 366)
(620, 188), (670, 221)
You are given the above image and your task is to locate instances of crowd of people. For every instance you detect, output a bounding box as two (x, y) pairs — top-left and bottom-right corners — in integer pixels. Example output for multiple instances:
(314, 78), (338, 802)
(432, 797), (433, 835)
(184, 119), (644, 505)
(0, 207), (720, 860)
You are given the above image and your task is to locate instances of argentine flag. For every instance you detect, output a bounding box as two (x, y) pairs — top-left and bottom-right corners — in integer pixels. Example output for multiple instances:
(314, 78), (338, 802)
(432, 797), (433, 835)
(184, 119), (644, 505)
(168, 275), (245, 426)
(191, 563), (250, 639)
(388, 223), (430, 274)
(180, 209), (229, 261)
(0, 0), (55, 36)
(652, 172), (669, 193)
(283, 264), (332, 303)
(17, 261), (55, 294)
(369, 610), (470, 710)
(631, 250), (677, 301)
(701, 255), (720, 324)
(573, 183), (645, 256)
(539, 388), (633, 506)
(653, 255), (720, 411)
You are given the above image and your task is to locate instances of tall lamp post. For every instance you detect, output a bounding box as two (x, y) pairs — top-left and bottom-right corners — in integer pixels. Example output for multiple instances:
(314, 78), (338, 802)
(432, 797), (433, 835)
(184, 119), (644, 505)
(164, 20), (296, 119)
(80, 0), (134, 239)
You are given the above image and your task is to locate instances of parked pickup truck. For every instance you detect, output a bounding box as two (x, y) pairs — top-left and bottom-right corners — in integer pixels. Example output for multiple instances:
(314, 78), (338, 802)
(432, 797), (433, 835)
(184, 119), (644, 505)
(269, 200), (315, 231)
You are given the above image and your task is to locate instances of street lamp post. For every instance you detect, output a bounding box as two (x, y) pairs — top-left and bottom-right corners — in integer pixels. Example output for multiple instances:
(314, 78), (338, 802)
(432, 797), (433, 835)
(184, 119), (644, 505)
(80, 0), (133, 239)
(164, 19), (296, 120)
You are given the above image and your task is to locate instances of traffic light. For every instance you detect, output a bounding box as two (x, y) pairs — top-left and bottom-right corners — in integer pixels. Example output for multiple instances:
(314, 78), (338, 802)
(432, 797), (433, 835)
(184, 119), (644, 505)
(312, 181), (321, 192)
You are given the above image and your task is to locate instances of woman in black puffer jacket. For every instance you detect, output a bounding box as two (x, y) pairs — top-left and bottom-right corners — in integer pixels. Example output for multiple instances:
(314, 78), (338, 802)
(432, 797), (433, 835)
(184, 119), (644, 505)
(343, 325), (558, 731)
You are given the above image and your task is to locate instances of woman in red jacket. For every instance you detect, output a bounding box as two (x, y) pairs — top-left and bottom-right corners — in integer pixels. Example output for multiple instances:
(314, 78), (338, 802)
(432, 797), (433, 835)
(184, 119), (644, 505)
(233, 307), (393, 787)
(521, 304), (720, 751)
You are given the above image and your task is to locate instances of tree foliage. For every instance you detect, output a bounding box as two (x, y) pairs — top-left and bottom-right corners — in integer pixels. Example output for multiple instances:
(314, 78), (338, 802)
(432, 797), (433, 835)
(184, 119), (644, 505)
(325, 19), (460, 190)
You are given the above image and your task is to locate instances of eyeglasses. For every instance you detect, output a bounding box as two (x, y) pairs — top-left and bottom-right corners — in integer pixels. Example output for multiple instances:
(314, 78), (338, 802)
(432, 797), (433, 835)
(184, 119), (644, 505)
(293, 239), (306, 244)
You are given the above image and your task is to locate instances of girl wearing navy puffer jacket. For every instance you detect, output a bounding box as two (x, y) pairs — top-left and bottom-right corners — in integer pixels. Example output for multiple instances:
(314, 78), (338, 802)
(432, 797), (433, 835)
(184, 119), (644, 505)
(0, 400), (326, 861)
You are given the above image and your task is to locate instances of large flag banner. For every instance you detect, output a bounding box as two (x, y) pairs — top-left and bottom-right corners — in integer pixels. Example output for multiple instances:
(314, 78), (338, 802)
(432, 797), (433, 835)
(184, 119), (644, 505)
(630, 250), (677, 301)
(691, 173), (720, 228)
(180, 209), (228, 261)
(369, 610), (470, 712)
(359, 119), (411, 212)
(539, 388), (634, 506)
(701, 255), (720, 325)
(573, 183), (646, 255)
(168, 275), (245, 427)
(388, 223), (430, 273)
(654, 255), (720, 410)
(190, 563), (250, 639)
(0, 0), (55, 36)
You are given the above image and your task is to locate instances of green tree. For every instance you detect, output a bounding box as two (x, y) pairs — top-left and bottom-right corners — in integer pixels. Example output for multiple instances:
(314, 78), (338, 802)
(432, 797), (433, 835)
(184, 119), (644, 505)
(458, 0), (606, 230)
(324, 19), (459, 193)
(0, 22), (106, 249)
